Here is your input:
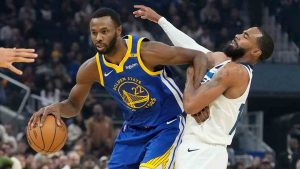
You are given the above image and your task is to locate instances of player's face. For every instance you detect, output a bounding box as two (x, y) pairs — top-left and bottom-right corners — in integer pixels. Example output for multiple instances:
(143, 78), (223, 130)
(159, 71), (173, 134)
(90, 16), (121, 54)
(223, 42), (246, 61)
(225, 27), (262, 60)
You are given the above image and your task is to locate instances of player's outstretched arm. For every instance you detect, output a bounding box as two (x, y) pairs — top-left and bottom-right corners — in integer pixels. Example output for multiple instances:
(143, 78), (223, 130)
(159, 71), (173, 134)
(0, 47), (37, 75)
(29, 57), (99, 127)
(133, 5), (211, 53)
(141, 41), (208, 87)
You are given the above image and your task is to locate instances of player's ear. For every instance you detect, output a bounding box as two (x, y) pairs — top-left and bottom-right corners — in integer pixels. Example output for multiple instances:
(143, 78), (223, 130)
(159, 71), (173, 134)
(116, 26), (122, 36)
(251, 48), (261, 58)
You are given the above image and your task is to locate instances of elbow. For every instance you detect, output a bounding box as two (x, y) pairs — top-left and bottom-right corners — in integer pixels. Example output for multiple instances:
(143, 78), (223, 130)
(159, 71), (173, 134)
(183, 95), (208, 114)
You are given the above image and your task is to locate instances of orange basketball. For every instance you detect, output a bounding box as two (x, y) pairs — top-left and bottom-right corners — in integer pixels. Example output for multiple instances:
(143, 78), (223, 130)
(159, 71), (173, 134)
(26, 115), (67, 154)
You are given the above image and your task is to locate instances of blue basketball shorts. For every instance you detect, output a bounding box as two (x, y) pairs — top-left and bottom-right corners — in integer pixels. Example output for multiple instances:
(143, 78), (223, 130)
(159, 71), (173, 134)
(108, 115), (185, 169)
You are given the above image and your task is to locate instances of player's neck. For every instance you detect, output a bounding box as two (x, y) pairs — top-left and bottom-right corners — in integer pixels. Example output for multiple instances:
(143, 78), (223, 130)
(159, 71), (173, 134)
(104, 38), (127, 65)
(234, 57), (255, 66)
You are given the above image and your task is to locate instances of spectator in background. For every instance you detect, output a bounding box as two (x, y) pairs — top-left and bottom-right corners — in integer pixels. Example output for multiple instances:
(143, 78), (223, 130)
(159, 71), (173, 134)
(278, 136), (299, 168)
(81, 155), (100, 169)
(263, 152), (276, 168)
(99, 155), (108, 169)
(260, 158), (272, 169)
(68, 151), (81, 167)
(130, 23), (155, 40)
(86, 104), (114, 157)
(226, 8), (244, 38)
(0, 0), (17, 21)
(71, 164), (82, 169)
(21, 66), (35, 88)
(216, 27), (230, 50)
(197, 27), (215, 50)
(248, 157), (261, 169)
(18, 0), (36, 22)
(292, 148), (300, 169)
(0, 21), (13, 43)
(40, 81), (60, 106)
(67, 117), (83, 147)
(200, 0), (221, 29)
(234, 162), (246, 169)
(296, 159), (300, 169)
(181, 17), (203, 40)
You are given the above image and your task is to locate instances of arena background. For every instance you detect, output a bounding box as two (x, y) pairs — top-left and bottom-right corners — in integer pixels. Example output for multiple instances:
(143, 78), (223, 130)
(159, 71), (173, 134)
(0, 0), (299, 168)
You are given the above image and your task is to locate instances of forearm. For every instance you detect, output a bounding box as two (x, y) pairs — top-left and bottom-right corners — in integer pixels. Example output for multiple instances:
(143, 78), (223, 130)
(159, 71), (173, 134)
(60, 99), (81, 118)
(183, 82), (198, 114)
(158, 17), (211, 53)
(193, 54), (208, 87)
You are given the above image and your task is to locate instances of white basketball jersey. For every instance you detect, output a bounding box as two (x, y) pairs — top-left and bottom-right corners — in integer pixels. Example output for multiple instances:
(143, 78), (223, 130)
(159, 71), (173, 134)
(182, 60), (253, 146)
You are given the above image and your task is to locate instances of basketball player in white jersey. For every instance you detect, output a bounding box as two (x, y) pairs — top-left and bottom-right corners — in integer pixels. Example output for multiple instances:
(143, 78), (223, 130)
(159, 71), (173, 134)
(133, 5), (274, 168)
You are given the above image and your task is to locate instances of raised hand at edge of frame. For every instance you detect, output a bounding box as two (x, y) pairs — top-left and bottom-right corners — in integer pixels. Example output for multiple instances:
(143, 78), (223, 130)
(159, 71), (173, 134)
(133, 5), (162, 23)
(0, 47), (37, 75)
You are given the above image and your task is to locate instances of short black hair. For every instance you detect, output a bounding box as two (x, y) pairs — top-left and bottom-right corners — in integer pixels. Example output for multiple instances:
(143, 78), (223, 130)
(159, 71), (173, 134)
(90, 8), (121, 26)
(256, 27), (274, 61)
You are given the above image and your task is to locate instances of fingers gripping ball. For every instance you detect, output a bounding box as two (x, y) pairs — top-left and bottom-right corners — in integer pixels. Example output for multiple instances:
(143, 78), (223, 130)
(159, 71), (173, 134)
(26, 115), (67, 154)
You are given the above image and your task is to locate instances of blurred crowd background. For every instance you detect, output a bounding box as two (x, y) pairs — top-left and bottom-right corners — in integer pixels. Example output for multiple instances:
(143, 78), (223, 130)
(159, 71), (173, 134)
(0, 0), (300, 169)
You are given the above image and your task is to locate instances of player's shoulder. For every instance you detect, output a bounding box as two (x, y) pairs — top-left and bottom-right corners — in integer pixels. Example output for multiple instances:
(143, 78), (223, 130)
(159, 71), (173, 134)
(221, 62), (250, 81)
(207, 52), (229, 68)
(76, 54), (99, 83)
(139, 39), (158, 50)
(84, 54), (98, 66)
(139, 40), (166, 58)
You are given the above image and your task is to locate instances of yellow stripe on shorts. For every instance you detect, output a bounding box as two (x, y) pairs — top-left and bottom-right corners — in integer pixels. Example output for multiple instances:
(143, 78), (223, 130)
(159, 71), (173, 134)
(140, 145), (174, 169)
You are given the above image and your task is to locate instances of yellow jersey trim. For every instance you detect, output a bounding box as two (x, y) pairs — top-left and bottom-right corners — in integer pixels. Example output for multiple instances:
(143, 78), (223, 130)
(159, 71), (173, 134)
(102, 35), (133, 73)
(136, 38), (161, 76)
(95, 53), (104, 86)
(140, 145), (173, 169)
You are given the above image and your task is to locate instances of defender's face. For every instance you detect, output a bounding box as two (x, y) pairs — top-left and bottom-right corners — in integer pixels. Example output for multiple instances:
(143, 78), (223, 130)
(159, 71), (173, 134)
(90, 16), (120, 53)
(231, 27), (262, 52)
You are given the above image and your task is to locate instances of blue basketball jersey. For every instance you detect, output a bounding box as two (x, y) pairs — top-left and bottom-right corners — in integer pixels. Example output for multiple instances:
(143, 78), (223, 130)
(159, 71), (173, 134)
(95, 35), (183, 127)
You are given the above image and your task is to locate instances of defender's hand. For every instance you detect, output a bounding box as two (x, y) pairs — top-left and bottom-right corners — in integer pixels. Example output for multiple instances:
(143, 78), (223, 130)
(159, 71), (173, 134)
(133, 5), (162, 23)
(192, 106), (210, 124)
(185, 66), (195, 87)
(0, 48), (37, 75)
(29, 104), (62, 128)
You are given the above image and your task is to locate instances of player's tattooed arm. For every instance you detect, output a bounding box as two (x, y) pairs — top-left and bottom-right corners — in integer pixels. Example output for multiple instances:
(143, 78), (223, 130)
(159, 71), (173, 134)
(183, 65), (229, 114)
(184, 63), (249, 114)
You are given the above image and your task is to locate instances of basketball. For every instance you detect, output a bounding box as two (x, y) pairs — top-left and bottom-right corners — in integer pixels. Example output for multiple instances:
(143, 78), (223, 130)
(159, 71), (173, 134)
(26, 115), (67, 154)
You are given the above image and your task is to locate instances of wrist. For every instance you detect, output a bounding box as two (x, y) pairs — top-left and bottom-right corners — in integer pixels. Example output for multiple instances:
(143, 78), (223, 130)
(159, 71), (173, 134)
(158, 17), (167, 25)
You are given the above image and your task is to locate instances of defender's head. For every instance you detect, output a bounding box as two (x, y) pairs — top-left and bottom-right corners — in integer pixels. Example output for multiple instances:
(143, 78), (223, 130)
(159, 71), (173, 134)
(89, 8), (122, 54)
(224, 27), (274, 63)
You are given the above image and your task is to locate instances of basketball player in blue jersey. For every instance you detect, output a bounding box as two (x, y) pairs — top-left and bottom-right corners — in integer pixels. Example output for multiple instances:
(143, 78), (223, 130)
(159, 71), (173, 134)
(29, 8), (209, 169)
(0, 47), (37, 75)
(134, 5), (274, 168)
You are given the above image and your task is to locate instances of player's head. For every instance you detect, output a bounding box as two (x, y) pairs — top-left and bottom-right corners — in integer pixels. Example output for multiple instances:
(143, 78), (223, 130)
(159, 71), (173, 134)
(89, 8), (122, 54)
(224, 27), (274, 63)
(92, 103), (104, 119)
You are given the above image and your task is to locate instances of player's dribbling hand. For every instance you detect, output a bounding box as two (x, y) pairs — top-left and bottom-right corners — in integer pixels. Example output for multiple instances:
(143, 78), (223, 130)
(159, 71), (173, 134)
(29, 104), (63, 129)
(192, 106), (210, 124)
(0, 48), (37, 75)
(133, 5), (162, 23)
